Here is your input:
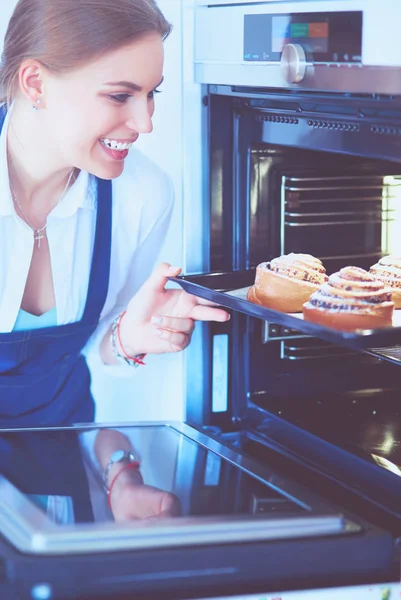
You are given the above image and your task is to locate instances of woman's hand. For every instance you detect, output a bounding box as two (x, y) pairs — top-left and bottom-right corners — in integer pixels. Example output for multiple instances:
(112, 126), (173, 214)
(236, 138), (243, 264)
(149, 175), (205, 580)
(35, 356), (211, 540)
(119, 262), (230, 357)
(110, 479), (182, 522)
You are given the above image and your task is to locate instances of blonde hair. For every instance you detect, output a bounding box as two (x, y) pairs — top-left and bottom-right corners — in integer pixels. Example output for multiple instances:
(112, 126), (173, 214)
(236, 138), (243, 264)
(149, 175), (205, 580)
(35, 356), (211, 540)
(0, 0), (171, 106)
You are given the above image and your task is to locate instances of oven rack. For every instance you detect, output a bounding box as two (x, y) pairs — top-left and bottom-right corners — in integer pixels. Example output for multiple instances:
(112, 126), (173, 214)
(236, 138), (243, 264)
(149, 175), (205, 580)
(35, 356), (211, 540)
(171, 270), (401, 362)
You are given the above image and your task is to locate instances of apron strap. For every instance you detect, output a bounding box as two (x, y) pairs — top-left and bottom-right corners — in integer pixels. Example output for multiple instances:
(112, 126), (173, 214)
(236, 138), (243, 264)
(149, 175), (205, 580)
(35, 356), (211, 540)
(82, 177), (113, 322)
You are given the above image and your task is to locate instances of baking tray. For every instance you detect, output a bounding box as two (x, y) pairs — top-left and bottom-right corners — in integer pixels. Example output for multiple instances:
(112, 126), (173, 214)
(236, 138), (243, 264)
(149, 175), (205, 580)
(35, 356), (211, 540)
(170, 270), (401, 353)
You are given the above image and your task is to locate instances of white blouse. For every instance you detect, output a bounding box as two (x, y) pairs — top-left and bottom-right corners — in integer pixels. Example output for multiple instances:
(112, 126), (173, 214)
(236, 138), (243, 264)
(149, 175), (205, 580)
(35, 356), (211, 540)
(0, 110), (174, 375)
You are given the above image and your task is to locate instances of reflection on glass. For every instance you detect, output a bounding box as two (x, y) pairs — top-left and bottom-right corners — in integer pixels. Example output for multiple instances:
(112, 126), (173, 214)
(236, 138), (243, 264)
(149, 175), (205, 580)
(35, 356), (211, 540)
(0, 426), (306, 526)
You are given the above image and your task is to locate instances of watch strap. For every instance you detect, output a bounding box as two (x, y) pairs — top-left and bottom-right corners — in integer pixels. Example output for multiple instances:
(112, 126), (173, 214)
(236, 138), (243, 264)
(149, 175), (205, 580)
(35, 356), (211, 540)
(103, 450), (138, 490)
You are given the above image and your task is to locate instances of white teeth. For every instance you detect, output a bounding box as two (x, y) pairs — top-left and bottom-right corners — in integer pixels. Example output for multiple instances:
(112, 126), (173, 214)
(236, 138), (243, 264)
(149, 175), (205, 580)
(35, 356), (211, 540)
(101, 138), (133, 151)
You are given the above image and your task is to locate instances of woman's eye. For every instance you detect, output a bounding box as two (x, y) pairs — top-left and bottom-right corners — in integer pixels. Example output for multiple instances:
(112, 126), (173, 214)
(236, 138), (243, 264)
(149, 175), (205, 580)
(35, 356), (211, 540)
(148, 88), (162, 100)
(108, 94), (131, 104)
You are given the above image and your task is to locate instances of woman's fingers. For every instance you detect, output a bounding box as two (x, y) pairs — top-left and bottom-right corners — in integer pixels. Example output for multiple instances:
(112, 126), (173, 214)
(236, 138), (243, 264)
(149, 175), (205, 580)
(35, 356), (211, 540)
(194, 296), (223, 308)
(160, 491), (182, 517)
(144, 262), (182, 293)
(151, 315), (195, 334)
(151, 307), (230, 326)
(190, 304), (231, 322)
(154, 328), (191, 350)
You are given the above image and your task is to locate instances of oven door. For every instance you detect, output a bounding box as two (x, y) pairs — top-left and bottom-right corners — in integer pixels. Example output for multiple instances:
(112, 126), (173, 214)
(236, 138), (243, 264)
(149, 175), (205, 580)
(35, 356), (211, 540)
(0, 422), (394, 598)
(184, 88), (401, 552)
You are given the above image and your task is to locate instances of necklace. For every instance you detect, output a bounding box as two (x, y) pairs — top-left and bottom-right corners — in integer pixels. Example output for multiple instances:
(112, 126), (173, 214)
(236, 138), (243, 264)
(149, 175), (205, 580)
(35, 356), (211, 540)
(10, 169), (75, 249)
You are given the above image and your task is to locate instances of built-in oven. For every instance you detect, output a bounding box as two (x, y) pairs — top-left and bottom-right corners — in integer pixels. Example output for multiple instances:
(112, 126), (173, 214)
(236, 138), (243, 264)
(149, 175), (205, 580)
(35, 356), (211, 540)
(2, 2), (401, 599)
(179, 0), (401, 594)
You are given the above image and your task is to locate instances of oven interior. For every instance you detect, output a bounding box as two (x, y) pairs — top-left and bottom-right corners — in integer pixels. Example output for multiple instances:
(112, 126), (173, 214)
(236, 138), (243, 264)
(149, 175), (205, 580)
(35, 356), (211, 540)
(191, 90), (401, 535)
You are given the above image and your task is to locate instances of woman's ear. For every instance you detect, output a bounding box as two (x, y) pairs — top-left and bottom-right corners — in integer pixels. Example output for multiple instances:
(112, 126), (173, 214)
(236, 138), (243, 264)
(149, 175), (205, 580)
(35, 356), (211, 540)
(18, 60), (45, 108)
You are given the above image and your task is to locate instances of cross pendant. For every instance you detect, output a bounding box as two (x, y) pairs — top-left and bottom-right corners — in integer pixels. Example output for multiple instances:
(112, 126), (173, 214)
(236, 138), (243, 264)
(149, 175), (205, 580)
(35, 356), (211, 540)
(34, 230), (44, 249)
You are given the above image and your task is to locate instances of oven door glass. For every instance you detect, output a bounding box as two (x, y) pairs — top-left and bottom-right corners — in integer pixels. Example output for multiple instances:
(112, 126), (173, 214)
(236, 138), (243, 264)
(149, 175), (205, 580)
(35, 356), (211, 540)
(0, 422), (358, 555)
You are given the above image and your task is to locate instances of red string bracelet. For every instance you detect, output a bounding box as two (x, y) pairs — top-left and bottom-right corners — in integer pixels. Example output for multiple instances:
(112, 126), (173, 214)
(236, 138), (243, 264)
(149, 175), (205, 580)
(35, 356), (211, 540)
(117, 311), (146, 366)
(107, 461), (141, 511)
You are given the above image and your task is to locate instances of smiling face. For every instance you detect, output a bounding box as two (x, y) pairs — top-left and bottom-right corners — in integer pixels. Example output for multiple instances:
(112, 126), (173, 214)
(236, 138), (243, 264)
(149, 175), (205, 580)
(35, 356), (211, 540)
(39, 33), (164, 179)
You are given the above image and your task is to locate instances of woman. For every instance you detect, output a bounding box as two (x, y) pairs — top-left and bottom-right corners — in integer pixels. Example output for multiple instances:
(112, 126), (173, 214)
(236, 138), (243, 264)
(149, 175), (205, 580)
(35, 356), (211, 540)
(0, 0), (230, 521)
(0, 0), (230, 429)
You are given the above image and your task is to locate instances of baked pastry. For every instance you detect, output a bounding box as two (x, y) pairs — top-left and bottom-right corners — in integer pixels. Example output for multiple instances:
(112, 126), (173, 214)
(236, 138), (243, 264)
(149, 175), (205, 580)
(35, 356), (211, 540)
(247, 253), (328, 313)
(369, 255), (401, 308)
(303, 266), (394, 331)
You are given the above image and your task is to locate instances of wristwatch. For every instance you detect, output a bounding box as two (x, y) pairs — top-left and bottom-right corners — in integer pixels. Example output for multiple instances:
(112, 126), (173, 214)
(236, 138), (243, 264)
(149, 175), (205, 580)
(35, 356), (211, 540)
(103, 449), (138, 489)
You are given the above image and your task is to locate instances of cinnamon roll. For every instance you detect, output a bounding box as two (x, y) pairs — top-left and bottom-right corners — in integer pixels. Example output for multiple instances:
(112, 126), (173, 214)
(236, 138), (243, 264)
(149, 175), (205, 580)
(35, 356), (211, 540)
(303, 266), (394, 331)
(370, 255), (401, 308)
(247, 253), (328, 313)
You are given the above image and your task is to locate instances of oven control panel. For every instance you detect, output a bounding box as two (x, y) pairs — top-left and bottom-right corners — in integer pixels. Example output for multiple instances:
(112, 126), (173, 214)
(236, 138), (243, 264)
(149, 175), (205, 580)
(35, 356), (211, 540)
(195, 2), (401, 94)
(244, 11), (362, 65)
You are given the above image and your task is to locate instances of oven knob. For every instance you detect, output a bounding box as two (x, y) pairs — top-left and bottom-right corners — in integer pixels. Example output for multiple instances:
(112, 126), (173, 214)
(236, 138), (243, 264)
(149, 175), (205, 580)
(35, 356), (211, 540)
(280, 43), (307, 83)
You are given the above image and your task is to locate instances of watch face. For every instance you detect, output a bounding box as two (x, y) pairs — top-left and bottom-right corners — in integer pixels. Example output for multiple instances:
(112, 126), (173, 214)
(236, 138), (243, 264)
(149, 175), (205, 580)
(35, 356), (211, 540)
(110, 449), (126, 463)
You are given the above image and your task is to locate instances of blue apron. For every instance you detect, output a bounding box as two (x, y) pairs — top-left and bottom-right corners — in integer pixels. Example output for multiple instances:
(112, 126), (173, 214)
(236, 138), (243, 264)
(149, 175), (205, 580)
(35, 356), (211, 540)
(0, 110), (112, 428)
(0, 429), (96, 523)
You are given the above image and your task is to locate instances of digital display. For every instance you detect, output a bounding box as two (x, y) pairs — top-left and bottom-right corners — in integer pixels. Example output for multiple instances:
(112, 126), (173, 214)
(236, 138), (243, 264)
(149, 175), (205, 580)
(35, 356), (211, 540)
(272, 16), (329, 54)
(244, 12), (362, 64)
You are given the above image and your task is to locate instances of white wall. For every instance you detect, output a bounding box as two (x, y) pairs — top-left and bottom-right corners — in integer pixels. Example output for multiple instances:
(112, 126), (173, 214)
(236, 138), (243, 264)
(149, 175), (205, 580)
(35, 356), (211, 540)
(0, 2), (15, 43)
(0, 0), (201, 424)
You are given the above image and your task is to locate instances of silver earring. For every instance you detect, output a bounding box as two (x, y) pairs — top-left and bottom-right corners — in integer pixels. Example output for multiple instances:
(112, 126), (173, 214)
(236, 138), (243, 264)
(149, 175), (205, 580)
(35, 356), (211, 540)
(32, 99), (41, 111)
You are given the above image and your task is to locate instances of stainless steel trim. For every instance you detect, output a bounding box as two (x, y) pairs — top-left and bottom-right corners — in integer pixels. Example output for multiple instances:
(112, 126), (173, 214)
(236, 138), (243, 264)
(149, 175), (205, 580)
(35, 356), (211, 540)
(285, 176), (401, 183)
(282, 343), (356, 361)
(285, 220), (392, 227)
(285, 211), (393, 218)
(319, 252), (383, 261)
(0, 486), (349, 555)
(285, 198), (396, 205)
(284, 185), (392, 192)
(284, 354), (352, 361)
(195, 65), (401, 96)
(284, 344), (353, 353)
